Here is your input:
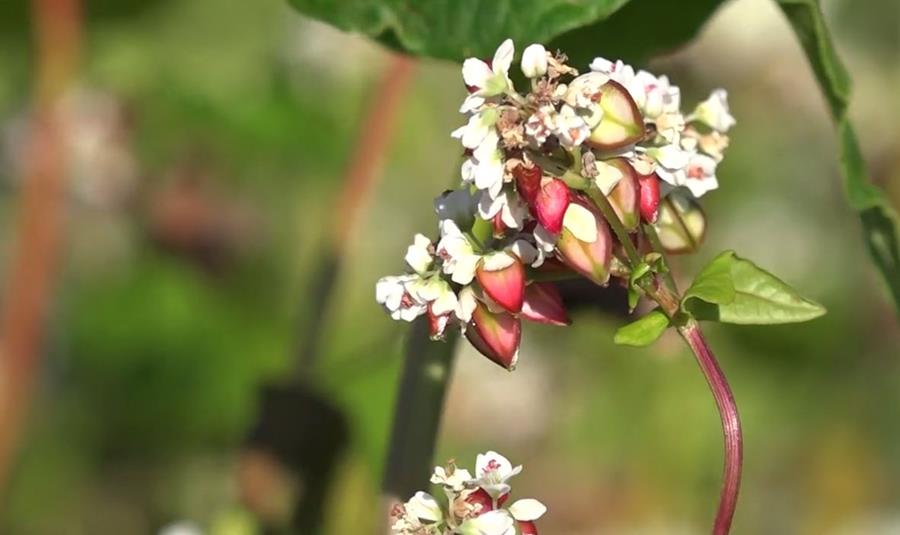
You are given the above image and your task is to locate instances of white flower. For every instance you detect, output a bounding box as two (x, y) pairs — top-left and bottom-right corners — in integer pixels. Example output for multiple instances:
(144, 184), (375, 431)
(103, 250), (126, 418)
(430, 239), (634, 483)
(413, 276), (459, 317)
(462, 39), (515, 97)
(508, 498), (547, 522)
(552, 105), (590, 148)
(405, 234), (434, 274)
(452, 108), (500, 150)
(655, 112), (685, 143)
(520, 44), (548, 78)
(392, 491), (444, 534)
(524, 106), (556, 146)
(436, 220), (481, 285)
(562, 203), (598, 243)
(457, 510), (516, 535)
(431, 465), (473, 491)
(456, 286), (478, 324)
(434, 188), (478, 228)
(376, 275), (427, 322)
(471, 451), (522, 500)
(692, 89), (735, 132)
(645, 144), (691, 187)
(631, 70), (680, 119)
(682, 153), (719, 198)
(478, 189), (527, 230)
(589, 57), (635, 85)
(464, 130), (505, 198)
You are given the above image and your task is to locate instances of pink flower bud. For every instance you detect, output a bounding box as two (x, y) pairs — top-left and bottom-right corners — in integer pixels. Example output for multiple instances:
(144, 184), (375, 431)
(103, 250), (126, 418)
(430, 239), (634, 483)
(518, 520), (539, 535)
(638, 172), (661, 223)
(476, 255), (526, 313)
(521, 283), (570, 326)
(533, 177), (570, 234)
(555, 199), (613, 286)
(604, 158), (640, 231)
(466, 302), (521, 370)
(465, 487), (495, 514)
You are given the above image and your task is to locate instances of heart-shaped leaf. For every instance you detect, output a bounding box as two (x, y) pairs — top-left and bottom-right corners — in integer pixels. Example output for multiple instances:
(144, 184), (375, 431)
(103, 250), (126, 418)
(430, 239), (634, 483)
(614, 309), (670, 346)
(682, 250), (826, 324)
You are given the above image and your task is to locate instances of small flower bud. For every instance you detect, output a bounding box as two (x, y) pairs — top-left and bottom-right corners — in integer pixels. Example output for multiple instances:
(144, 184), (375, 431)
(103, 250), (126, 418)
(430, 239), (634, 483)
(466, 302), (521, 370)
(518, 521), (539, 535)
(587, 80), (645, 150)
(555, 200), (613, 285)
(653, 190), (706, 254)
(533, 177), (570, 234)
(638, 173), (661, 223)
(476, 253), (526, 313)
(520, 44), (548, 78)
(604, 158), (640, 231)
(521, 283), (570, 326)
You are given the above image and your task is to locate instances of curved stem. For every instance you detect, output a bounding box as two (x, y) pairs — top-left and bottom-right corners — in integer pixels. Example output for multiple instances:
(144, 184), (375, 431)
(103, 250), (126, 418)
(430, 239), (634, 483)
(678, 318), (743, 535)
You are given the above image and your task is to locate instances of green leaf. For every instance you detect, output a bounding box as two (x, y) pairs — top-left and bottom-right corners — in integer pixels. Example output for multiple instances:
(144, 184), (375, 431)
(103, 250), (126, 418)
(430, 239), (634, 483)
(614, 309), (670, 346)
(286, 0), (724, 67)
(683, 250), (827, 325)
(778, 0), (900, 312)
(682, 250), (736, 305)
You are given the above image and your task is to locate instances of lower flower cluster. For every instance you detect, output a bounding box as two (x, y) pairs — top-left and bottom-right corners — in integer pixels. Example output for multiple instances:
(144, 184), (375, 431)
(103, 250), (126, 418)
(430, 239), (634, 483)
(376, 39), (734, 369)
(391, 451), (546, 535)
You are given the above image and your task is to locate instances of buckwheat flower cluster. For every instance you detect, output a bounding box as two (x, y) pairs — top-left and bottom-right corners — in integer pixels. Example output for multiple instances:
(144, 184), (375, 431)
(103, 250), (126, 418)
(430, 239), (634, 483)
(391, 451), (546, 535)
(376, 39), (735, 369)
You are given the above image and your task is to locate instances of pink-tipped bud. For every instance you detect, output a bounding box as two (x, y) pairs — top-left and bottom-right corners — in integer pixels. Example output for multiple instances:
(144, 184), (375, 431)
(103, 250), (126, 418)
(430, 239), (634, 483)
(466, 302), (521, 370)
(518, 521), (539, 535)
(605, 158), (640, 231)
(521, 283), (570, 326)
(556, 199), (613, 286)
(638, 173), (661, 223)
(533, 177), (570, 234)
(465, 488), (495, 514)
(476, 254), (525, 313)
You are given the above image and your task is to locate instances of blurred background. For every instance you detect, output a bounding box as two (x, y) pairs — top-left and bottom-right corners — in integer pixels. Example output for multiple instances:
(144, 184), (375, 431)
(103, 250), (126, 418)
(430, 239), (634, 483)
(0, 0), (898, 533)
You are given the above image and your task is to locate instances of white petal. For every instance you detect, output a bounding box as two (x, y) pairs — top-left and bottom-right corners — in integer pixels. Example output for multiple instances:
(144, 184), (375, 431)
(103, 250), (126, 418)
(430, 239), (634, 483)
(406, 491), (443, 523)
(460, 94), (486, 113)
(520, 43), (547, 78)
(509, 240), (537, 265)
(451, 254), (479, 285)
(404, 234), (433, 274)
(458, 510), (515, 535)
(492, 39), (515, 77)
(509, 498), (547, 521)
(562, 203), (598, 243)
(456, 286), (477, 323)
(476, 451), (513, 477)
(462, 58), (493, 89)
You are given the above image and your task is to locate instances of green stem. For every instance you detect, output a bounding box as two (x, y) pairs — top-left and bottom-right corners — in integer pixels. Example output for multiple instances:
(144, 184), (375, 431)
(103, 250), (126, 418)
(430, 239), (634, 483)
(586, 186), (641, 266)
(642, 223), (679, 293)
(381, 318), (459, 517)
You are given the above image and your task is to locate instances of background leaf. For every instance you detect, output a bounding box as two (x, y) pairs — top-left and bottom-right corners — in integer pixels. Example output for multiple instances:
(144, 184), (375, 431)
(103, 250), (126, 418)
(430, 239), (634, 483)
(614, 309), (670, 346)
(778, 0), (900, 312)
(286, 0), (724, 68)
(684, 251), (826, 324)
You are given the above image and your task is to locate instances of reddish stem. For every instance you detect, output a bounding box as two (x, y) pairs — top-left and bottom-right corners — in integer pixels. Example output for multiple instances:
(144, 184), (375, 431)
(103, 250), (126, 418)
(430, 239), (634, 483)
(0, 0), (81, 495)
(678, 319), (743, 535)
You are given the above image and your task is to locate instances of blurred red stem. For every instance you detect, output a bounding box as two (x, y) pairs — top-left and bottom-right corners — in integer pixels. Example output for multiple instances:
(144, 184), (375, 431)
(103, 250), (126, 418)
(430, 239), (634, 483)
(0, 0), (81, 494)
(678, 319), (742, 535)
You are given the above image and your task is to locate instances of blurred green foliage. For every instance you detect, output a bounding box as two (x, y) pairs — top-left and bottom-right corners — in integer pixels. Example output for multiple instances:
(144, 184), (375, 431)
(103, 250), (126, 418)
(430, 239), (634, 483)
(0, 0), (897, 533)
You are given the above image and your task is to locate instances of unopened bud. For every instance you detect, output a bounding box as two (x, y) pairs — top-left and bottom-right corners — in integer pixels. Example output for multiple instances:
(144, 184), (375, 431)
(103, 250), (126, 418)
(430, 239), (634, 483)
(466, 301), (521, 370)
(587, 80), (644, 150)
(476, 253), (526, 313)
(653, 190), (706, 254)
(638, 173), (661, 223)
(521, 283), (570, 326)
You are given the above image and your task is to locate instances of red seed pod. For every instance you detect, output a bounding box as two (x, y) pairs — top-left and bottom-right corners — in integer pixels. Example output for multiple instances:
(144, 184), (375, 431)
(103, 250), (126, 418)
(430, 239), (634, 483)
(466, 302), (521, 370)
(638, 172), (661, 223)
(521, 283), (570, 326)
(533, 177), (570, 234)
(476, 255), (526, 313)
(555, 197), (613, 286)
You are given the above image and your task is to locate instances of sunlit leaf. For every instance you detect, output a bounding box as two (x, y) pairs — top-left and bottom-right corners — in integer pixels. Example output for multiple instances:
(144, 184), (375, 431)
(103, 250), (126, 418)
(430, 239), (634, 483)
(614, 309), (669, 346)
(683, 250), (826, 324)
